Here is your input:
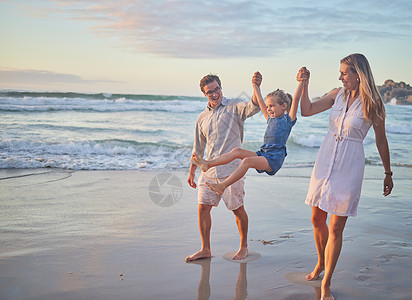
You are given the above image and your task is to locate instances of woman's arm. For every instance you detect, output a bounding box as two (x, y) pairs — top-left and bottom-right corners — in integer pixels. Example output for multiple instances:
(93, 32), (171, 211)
(298, 67), (338, 116)
(373, 116), (394, 196)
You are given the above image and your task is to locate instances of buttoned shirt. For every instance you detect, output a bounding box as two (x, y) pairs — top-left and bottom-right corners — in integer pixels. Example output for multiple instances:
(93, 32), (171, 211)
(192, 97), (260, 178)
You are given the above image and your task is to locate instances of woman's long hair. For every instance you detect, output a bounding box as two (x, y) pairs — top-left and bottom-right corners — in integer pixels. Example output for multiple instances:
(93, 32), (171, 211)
(341, 53), (385, 123)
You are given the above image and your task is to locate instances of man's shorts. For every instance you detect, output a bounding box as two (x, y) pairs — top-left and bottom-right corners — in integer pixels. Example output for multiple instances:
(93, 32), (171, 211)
(198, 173), (245, 211)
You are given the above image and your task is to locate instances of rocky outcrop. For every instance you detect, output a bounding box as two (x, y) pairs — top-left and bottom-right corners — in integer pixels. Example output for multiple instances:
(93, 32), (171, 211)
(378, 80), (412, 105)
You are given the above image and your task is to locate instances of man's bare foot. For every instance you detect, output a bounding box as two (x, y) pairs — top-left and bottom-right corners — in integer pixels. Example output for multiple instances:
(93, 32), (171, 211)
(191, 153), (210, 172)
(232, 246), (248, 260)
(205, 182), (225, 195)
(321, 285), (335, 300)
(185, 249), (211, 262)
(306, 264), (324, 281)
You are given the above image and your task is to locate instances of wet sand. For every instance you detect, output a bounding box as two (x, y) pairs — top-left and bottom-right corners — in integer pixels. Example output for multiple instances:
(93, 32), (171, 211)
(0, 166), (411, 299)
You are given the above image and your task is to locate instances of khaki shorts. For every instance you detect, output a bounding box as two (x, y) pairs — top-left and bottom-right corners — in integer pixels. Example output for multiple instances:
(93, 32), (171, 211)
(198, 173), (245, 211)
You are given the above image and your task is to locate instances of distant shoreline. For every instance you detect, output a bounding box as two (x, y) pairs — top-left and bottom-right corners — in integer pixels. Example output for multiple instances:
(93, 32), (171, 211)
(378, 79), (412, 105)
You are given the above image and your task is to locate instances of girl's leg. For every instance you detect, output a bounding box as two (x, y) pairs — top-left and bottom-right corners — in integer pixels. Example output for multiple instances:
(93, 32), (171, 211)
(192, 148), (257, 172)
(321, 214), (347, 300)
(206, 155), (270, 195)
(306, 206), (328, 281)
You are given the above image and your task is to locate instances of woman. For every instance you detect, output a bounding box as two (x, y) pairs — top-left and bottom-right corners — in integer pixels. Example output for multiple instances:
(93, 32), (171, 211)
(298, 54), (393, 300)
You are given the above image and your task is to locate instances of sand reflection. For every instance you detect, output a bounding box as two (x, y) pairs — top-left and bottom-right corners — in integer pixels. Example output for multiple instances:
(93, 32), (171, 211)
(284, 272), (322, 299)
(188, 258), (248, 300)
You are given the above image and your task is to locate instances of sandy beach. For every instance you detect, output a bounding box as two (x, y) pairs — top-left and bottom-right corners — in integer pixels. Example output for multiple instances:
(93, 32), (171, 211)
(0, 166), (411, 299)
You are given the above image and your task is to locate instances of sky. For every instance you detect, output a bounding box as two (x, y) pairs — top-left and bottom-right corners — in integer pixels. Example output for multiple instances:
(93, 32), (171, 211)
(1, 0), (411, 98)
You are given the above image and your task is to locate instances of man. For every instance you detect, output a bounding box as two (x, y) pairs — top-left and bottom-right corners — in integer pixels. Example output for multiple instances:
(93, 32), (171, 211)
(185, 73), (261, 261)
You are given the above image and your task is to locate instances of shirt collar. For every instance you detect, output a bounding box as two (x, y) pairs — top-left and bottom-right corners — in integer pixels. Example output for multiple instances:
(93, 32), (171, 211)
(207, 97), (228, 111)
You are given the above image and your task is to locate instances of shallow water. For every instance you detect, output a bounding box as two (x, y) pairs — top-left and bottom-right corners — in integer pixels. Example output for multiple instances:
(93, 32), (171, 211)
(1, 91), (411, 170)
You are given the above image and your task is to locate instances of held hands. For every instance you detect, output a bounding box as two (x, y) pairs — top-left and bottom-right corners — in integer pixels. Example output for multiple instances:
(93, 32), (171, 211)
(297, 67), (310, 82)
(252, 71), (262, 88)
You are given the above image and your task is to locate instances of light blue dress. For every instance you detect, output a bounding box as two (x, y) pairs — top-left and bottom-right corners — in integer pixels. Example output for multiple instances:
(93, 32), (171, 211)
(256, 113), (296, 175)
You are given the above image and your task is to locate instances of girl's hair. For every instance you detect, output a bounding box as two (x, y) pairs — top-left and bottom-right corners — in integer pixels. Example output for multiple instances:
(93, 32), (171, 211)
(340, 53), (385, 123)
(266, 89), (293, 111)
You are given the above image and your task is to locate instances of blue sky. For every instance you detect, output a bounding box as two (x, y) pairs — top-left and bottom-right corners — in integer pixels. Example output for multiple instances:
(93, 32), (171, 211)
(1, 0), (411, 97)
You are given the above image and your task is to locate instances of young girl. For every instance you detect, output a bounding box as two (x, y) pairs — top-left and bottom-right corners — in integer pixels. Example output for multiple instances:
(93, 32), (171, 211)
(192, 71), (306, 195)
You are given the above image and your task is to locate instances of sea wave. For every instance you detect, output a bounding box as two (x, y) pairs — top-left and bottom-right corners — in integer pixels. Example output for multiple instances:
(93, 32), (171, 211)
(386, 124), (412, 134)
(0, 139), (192, 170)
(0, 91), (202, 101)
(289, 134), (324, 148)
(0, 94), (206, 113)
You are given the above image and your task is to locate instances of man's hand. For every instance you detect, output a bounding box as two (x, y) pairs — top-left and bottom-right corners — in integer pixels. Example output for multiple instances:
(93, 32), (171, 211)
(187, 171), (197, 189)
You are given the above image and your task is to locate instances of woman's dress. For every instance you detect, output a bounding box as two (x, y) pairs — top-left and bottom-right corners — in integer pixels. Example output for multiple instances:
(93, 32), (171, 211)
(305, 89), (372, 216)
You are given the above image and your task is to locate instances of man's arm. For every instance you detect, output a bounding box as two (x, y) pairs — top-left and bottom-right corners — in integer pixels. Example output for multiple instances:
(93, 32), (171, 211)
(188, 119), (206, 189)
(238, 72), (263, 120)
(187, 162), (198, 188)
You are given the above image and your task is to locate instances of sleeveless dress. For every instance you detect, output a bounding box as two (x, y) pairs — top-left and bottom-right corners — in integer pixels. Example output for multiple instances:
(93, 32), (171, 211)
(256, 113), (296, 175)
(305, 88), (372, 216)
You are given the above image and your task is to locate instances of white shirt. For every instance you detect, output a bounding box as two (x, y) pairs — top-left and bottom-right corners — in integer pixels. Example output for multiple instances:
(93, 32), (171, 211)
(192, 97), (260, 178)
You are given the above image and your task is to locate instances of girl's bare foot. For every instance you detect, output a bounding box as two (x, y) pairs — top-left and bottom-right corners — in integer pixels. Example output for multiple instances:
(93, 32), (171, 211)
(232, 246), (248, 260)
(306, 264), (324, 281)
(191, 153), (211, 172)
(185, 249), (212, 262)
(205, 182), (225, 196)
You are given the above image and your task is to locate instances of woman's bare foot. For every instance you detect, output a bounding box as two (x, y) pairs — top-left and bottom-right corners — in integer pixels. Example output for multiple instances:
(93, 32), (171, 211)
(306, 264), (324, 281)
(205, 182), (225, 196)
(185, 249), (212, 262)
(321, 285), (335, 300)
(232, 246), (248, 260)
(191, 153), (211, 172)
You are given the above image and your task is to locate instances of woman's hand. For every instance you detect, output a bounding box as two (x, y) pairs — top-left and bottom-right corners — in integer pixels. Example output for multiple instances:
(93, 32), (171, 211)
(383, 174), (393, 196)
(297, 67), (310, 82)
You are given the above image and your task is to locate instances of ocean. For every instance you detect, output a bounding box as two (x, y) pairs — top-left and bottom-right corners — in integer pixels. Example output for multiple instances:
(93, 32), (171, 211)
(1, 91), (411, 171)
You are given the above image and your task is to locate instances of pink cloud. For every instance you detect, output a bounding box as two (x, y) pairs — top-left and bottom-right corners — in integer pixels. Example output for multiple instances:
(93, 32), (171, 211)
(15, 0), (412, 58)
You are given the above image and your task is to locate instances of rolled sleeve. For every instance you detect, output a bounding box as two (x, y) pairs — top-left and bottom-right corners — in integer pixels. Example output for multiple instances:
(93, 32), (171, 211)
(193, 118), (206, 157)
(237, 98), (260, 121)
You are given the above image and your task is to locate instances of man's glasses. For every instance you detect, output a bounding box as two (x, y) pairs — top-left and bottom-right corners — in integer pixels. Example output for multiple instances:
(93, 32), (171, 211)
(204, 86), (221, 96)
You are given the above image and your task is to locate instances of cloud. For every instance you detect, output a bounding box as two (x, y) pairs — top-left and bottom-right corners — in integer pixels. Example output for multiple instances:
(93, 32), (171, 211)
(21, 0), (412, 58)
(0, 67), (117, 85)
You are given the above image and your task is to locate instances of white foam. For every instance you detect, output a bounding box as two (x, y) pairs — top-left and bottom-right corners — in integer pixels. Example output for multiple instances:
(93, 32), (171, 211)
(0, 97), (206, 113)
(291, 133), (323, 148)
(0, 139), (192, 170)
